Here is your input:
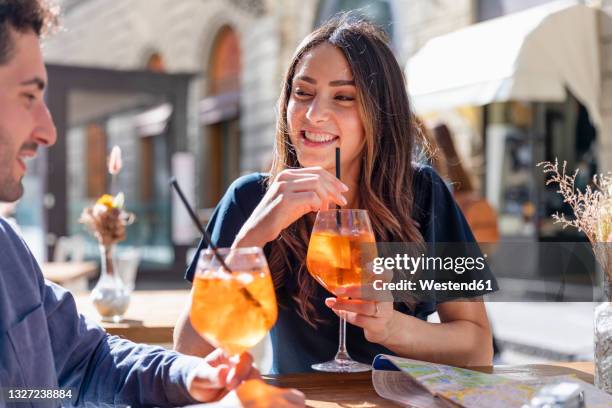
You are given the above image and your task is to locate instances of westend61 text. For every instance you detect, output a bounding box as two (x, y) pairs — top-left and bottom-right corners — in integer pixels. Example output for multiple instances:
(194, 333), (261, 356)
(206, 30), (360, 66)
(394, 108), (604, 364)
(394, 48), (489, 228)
(372, 279), (494, 292)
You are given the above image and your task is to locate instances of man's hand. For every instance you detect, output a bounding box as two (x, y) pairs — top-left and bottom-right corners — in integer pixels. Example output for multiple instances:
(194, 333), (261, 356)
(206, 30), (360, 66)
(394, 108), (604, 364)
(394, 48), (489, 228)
(187, 350), (258, 402)
(233, 379), (305, 407)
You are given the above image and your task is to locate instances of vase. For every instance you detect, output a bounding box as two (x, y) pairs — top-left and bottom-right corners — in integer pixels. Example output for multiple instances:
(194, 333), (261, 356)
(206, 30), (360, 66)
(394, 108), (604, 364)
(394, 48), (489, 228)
(90, 244), (130, 323)
(595, 273), (612, 393)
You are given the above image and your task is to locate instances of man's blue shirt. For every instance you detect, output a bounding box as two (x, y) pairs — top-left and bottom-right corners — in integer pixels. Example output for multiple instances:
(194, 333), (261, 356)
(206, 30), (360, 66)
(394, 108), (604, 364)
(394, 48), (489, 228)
(0, 218), (202, 407)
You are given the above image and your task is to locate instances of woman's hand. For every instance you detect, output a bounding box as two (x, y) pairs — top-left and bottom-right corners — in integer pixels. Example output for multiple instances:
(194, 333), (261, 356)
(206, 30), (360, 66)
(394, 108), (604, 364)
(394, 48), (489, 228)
(187, 350), (258, 402)
(234, 167), (348, 247)
(325, 284), (395, 344)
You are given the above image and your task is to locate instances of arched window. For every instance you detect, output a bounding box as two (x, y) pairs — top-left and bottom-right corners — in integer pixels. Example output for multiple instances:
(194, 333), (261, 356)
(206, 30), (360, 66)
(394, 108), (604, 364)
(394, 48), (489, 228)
(199, 26), (242, 207)
(209, 26), (241, 95)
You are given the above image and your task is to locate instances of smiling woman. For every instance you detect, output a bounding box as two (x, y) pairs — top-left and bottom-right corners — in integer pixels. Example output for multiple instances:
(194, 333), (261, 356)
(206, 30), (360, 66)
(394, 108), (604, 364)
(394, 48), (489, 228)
(175, 13), (495, 374)
(287, 43), (363, 187)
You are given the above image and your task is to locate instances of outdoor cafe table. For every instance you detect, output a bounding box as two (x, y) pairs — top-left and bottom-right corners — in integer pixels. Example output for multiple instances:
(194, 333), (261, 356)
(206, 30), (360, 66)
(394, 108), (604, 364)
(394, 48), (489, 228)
(74, 290), (190, 344)
(264, 362), (595, 408)
(72, 290), (598, 406)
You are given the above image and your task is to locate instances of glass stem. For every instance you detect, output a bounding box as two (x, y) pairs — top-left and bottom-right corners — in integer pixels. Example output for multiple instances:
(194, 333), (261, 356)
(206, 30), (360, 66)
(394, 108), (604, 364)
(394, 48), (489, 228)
(335, 314), (350, 361)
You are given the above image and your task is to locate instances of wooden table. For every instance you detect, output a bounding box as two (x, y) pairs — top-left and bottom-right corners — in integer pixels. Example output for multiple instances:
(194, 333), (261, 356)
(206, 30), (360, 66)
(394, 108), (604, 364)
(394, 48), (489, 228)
(265, 362), (595, 408)
(74, 290), (190, 343)
(42, 261), (98, 287)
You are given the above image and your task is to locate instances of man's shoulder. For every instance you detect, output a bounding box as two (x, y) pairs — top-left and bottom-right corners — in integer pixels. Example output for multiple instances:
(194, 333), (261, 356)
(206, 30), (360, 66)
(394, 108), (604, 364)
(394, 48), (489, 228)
(0, 216), (23, 243)
(0, 217), (43, 327)
(0, 217), (38, 268)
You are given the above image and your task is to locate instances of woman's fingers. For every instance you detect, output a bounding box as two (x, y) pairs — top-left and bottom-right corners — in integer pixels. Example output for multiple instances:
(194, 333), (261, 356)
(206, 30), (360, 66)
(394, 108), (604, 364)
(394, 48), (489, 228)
(326, 297), (393, 317)
(237, 166), (350, 247)
(291, 191), (323, 213)
(333, 309), (377, 328)
(278, 167), (348, 193)
(273, 166), (350, 214)
(287, 177), (347, 207)
(294, 167), (349, 192)
(325, 297), (394, 343)
(326, 297), (374, 315)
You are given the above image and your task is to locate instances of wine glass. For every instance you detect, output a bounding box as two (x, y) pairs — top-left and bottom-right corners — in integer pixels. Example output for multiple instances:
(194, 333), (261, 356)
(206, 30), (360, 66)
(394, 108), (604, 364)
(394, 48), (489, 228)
(190, 247), (278, 357)
(306, 209), (377, 372)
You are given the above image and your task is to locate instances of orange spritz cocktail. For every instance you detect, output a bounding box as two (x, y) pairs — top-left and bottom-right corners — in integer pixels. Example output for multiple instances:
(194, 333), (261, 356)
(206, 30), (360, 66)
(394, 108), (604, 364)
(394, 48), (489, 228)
(307, 230), (376, 294)
(305, 209), (377, 372)
(190, 247), (277, 356)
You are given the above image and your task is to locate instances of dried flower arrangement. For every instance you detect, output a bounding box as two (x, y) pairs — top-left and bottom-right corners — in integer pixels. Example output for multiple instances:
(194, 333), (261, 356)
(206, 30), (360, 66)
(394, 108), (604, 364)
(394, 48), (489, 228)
(79, 146), (135, 249)
(538, 159), (612, 280)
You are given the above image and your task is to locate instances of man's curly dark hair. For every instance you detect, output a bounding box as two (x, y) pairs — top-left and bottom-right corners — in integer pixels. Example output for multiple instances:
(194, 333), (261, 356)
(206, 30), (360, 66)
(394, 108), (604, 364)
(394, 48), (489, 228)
(0, 0), (59, 64)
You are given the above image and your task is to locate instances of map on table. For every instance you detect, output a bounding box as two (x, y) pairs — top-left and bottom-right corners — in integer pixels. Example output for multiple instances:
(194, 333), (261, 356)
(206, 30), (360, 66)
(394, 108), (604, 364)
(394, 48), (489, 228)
(372, 355), (612, 408)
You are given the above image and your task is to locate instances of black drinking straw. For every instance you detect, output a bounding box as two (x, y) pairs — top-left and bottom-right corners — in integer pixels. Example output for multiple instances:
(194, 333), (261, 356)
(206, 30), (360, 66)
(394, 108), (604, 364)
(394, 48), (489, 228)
(335, 147), (341, 190)
(335, 147), (342, 225)
(170, 177), (233, 273)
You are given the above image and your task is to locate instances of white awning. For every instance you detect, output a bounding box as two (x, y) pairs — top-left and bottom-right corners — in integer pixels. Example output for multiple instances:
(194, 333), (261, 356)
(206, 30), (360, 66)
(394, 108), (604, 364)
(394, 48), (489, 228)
(406, 0), (601, 126)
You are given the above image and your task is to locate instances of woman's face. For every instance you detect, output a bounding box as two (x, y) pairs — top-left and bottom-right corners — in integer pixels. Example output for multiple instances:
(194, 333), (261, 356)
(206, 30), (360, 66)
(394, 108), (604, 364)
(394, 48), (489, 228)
(286, 43), (365, 175)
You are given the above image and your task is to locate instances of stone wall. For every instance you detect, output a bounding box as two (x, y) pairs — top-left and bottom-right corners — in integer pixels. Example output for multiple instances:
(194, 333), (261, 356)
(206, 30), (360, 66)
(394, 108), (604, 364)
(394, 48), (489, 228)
(392, 0), (474, 65)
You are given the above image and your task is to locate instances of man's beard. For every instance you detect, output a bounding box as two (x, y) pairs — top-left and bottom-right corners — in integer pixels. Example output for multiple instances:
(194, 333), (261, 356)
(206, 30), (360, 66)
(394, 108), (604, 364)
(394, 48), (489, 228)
(0, 137), (35, 202)
(0, 161), (24, 202)
(0, 180), (24, 202)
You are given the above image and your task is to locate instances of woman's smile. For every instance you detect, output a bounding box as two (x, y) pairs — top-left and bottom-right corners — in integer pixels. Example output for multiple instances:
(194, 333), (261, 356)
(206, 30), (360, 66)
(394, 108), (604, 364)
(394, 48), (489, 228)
(300, 130), (339, 147)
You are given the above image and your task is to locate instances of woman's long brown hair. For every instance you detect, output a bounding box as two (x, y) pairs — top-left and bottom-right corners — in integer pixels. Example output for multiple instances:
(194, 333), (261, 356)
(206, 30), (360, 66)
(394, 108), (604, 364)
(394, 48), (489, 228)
(267, 14), (424, 326)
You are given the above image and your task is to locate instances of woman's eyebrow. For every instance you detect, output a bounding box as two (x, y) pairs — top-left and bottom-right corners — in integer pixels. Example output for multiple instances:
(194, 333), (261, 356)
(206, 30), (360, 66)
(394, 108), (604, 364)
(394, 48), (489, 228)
(295, 75), (316, 84)
(294, 76), (355, 87)
(329, 79), (355, 87)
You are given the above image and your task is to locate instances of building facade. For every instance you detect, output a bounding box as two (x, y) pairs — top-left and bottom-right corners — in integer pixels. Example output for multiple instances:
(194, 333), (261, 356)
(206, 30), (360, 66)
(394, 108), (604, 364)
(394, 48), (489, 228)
(34, 0), (609, 271)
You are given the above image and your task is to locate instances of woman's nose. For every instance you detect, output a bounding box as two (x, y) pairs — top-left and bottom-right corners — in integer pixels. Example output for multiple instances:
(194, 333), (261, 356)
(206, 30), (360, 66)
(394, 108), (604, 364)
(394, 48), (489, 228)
(305, 96), (331, 123)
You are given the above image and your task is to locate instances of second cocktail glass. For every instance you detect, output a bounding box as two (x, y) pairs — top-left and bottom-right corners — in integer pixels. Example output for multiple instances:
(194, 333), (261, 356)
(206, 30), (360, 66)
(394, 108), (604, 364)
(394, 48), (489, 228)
(190, 247), (278, 356)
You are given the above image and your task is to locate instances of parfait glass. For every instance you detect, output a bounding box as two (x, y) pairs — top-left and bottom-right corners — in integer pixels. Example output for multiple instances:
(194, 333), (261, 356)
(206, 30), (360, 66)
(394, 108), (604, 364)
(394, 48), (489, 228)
(306, 209), (377, 372)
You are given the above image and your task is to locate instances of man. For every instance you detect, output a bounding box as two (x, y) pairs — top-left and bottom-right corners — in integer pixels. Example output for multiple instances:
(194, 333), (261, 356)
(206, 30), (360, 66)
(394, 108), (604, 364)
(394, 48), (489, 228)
(0, 1), (304, 407)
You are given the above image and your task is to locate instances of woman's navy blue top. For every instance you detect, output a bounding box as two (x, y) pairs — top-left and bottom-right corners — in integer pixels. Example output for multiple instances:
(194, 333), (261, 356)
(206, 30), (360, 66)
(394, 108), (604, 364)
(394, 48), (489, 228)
(185, 165), (488, 374)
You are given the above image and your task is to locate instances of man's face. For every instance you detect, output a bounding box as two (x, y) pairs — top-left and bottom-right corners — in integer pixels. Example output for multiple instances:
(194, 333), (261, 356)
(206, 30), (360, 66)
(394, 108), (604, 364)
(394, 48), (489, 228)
(0, 28), (56, 202)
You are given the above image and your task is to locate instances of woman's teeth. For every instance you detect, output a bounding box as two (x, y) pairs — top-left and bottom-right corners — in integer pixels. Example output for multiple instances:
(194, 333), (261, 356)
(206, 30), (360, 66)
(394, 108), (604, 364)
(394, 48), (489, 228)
(303, 131), (337, 143)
